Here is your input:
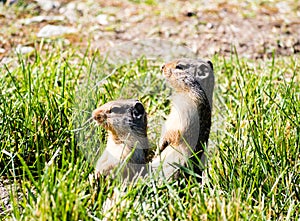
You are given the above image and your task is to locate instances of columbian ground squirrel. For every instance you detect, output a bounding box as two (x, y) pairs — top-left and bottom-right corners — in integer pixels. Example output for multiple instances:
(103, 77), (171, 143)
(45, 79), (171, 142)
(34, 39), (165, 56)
(151, 58), (213, 180)
(92, 99), (149, 181)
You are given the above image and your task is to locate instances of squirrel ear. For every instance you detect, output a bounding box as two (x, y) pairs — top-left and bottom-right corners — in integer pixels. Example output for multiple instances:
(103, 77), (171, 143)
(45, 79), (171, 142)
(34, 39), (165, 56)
(207, 60), (214, 70)
(133, 102), (145, 119)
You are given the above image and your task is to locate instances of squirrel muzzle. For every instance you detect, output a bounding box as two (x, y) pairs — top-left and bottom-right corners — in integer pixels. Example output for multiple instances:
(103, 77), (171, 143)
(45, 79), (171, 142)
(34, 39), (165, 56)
(92, 108), (109, 126)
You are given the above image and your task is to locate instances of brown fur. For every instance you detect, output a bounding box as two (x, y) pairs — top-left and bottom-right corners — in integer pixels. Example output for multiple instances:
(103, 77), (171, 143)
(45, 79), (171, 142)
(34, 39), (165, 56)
(160, 130), (181, 151)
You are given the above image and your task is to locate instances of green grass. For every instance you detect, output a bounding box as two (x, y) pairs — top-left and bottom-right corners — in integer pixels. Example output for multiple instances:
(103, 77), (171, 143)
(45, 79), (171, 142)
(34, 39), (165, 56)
(0, 45), (299, 220)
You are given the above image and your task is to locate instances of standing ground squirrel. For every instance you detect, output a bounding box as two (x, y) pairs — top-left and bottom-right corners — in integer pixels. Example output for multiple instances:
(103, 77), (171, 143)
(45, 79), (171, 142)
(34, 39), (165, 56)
(151, 58), (213, 180)
(92, 99), (149, 181)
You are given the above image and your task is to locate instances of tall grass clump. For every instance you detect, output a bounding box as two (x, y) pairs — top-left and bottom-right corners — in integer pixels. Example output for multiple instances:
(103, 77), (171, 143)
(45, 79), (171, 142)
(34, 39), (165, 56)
(209, 54), (299, 220)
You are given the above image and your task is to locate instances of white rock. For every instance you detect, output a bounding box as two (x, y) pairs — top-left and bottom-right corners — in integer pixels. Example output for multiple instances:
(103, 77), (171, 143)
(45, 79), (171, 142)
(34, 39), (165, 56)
(96, 14), (109, 25)
(0, 57), (13, 66)
(35, 0), (60, 11)
(20, 15), (65, 25)
(61, 8), (78, 22)
(37, 25), (78, 38)
(16, 45), (35, 54)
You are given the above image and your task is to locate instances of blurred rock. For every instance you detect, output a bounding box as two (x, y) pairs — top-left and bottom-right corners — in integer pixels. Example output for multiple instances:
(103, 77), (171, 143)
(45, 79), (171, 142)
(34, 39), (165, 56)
(96, 14), (109, 25)
(35, 0), (60, 11)
(16, 45), (34, 54)
(0, 57), (13, 66)
(37, 25), (78, 38)
(20, 15), (65, 25)
(59, 3), (78, 23)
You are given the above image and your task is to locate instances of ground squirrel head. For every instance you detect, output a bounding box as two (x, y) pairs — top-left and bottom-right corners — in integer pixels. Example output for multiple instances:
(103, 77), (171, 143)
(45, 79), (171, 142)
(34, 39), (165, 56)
(92, 99), (148, 143)
(161, 58), (214, 108)
(162, 58), (214, 79)
(162, 60), (199, 91)
(161, 58), (213, 89)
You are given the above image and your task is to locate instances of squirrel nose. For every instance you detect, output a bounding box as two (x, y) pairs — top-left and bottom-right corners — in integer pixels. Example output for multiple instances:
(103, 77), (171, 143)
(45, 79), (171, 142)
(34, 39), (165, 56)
(92, 109), (107, 124)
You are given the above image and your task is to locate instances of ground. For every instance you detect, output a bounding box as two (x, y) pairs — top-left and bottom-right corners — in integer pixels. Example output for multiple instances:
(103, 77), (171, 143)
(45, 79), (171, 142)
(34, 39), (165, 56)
(0, 0), (299, 63)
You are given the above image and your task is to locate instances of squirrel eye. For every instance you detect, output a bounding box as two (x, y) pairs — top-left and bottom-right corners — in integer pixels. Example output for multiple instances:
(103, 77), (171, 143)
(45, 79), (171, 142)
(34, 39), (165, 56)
(110, 106), (121, 113)
(175, 63), (185, 70)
